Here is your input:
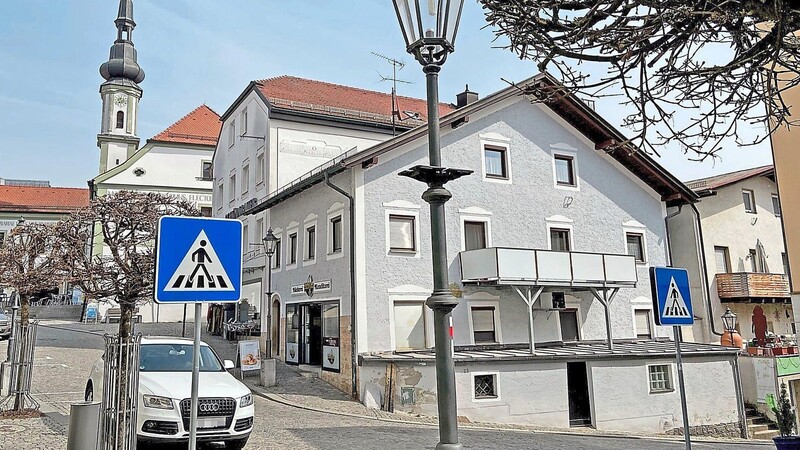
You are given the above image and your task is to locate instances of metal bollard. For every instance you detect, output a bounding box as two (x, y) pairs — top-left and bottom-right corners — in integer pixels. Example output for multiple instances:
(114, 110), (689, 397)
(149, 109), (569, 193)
(67, 401), (101, 450)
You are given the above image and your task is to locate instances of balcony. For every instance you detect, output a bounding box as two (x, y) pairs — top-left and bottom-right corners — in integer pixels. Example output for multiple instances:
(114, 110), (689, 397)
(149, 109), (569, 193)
(459, 247), (638, 288)
(715, 272), (790, 302)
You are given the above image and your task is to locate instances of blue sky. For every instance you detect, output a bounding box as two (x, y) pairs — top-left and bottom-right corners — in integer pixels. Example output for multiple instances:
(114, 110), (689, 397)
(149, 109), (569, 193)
(0, 0), (773, 188)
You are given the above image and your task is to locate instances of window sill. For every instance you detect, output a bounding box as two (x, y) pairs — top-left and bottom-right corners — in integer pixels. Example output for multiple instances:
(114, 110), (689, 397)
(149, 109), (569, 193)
(387, 249), (419, 258)
(302, 258), (317, 267)
(554, 183), (580, 192)
(482, 175), (512, 184)
(649, 389), (675, 395)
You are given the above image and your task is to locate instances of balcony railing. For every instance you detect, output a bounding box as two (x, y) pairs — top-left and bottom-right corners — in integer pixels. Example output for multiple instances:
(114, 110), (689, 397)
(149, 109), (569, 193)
(459, 247), (638, 288)
(715, 272), (790, 301)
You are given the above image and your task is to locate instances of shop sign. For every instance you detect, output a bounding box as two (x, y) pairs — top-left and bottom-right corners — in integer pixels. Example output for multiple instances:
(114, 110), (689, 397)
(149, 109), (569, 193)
(291, 276), (332, 297)
(226, 198), (259, 219)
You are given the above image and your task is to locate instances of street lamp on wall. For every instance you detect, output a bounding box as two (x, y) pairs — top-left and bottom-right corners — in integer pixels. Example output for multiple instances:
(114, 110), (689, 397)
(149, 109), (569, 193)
(262, 227), (277, 359)
(721, 307), (743, 349)
(392, 2), (468, 449)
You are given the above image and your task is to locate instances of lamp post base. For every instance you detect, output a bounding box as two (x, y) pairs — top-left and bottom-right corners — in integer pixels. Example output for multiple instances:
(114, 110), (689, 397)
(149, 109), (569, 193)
(260, 358), (276, 387)
(435, 443), (464, 450)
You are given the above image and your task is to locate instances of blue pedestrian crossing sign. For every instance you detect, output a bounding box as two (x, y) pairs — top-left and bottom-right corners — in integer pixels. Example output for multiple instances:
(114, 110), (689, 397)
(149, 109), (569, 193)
(154, 216), (243, 303)
(650, 267), (694, 326)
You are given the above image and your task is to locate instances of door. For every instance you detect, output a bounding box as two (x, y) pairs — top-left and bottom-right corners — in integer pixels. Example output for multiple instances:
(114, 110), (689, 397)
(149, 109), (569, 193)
(559, 310), (580, 342)
(567, 362), (592, 427)
(308, 304), (323, 366)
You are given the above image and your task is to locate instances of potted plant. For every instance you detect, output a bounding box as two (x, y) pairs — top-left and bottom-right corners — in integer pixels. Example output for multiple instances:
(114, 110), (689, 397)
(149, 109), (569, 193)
(773, 382), (800, 449)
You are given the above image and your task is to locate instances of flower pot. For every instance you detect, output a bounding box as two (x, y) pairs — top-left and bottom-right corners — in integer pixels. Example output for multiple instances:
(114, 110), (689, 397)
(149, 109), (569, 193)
(775, 347), (789, 356)
(748, 347), (761, 356)
(773, 436), (800, 450)
(789, 347), (799, 355)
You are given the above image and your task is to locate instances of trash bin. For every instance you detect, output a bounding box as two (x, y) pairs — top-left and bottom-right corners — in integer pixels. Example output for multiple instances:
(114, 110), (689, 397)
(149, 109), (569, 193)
(67, 401), (100, 450)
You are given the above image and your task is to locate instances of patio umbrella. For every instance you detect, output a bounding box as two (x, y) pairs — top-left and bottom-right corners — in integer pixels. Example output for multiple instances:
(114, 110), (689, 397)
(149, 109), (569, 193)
(756, 239), (769, 273)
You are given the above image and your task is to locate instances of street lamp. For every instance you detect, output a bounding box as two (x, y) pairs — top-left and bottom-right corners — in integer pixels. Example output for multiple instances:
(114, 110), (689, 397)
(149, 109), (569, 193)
(721, 307), (742, 348)
(262, 228), (278, 359)
(392, 2), (468, 449)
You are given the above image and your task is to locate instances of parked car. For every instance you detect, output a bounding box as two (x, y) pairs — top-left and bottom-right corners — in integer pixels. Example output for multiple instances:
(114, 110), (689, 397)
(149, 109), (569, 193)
(85, 337), (253, 449)
(0, 313), (11, 339)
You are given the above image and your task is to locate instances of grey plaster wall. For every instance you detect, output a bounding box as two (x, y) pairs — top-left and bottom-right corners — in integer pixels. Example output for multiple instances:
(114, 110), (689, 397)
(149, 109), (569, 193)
(361, 98), (671, 352)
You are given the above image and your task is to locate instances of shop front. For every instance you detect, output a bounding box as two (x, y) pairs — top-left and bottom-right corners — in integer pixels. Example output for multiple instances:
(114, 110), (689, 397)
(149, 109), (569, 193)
(285, 285), (341, 373)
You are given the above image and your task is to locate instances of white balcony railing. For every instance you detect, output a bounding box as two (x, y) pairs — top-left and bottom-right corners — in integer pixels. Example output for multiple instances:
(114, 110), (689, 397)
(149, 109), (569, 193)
(459, 247), (638, 288)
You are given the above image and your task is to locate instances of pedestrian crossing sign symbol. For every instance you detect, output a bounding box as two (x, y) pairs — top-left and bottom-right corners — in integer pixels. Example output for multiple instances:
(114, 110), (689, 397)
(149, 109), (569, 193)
(650, 267), (694, 326)
(155, 216), (242, 303)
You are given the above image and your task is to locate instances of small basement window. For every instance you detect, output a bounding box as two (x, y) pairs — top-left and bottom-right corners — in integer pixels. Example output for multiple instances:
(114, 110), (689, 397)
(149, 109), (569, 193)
(648, 365), (673, 393)
(474, 374), (498, 400)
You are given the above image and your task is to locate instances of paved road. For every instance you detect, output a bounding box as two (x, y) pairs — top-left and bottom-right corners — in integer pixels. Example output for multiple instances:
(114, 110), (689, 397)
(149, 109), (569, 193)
(1, 322), (766, 450)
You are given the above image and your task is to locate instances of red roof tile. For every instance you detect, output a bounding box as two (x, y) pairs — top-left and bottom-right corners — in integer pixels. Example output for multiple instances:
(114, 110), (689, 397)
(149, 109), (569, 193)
(255, 76), (454, 128)
(0, 186), (89, 214)
(150, 105), (221, 146)
(686, 165), (774, 191)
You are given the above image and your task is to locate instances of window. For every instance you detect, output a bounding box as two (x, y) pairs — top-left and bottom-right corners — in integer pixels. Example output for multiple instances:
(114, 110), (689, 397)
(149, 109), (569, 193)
(626, 233), (645, 262)
(256, 219), (264, 245)
(242, 224), (249, 249)
(256, 153), (265, 185)
(306, 226), (316, 260)
(464, 221), (487, 251)
(483, 145), (508, 179)
(228, 122), (235, 147)
(389, 215), (416, 252)
(773, 194), (782, 217)
(331, 216), (343, 253)
(272, 239), (281, 269)
(648, 365), (673, 393)
(393, 302), (426, 351)
(559, 310), (580, 341)
(743, 189), (756, 213)
(474, 374), (498, 399)
(201, 161), (213, 180)
(554, 155), (576, 186)
(217, 184), (223, 208)
(116, 111), (125, 129)
(241, 109), (248, 135)
(749, 249), (759, 272)
(471, 306), (497, 343)
(200, 207), (212, 217)
(714, 246), (730, 273)
(0, 232), (5, 247)
(635, 309), (653, 339)
(289, 233), (298, 265)
(784, 252), (791, 276)
(228, 174), (236, 201)
(550, 228), (571, 252)
(241, 165), (249, 194)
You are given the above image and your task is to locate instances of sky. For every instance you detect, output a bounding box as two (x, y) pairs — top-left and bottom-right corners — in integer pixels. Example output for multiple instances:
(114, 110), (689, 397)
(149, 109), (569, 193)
(0, 0), (774, 188)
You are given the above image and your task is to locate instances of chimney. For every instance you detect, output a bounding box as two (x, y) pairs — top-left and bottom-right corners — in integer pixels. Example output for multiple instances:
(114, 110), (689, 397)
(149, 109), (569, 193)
(456, 84), (479, 108)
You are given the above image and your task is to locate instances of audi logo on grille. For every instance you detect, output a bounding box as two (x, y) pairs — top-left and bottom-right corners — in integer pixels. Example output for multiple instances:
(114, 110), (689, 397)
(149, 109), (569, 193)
(199, 403), (220, 413)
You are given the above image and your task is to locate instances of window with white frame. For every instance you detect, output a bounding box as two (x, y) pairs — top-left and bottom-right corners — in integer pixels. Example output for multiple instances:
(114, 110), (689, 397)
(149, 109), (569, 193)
(241, 109), (248, 136)
(388, 215), (416, 252)
(554, 154), (576, 186)
(242, 224), (249, 250)
(272, 238), (282, 269)
(306, 225), (316, 261)
(200, 206), (212, 217)
(626, 232), (646, 262)
(241, 164), (250, 194)
(256, 152), (265, 185)
(228, 122), (235, 147)
(464, 221), (488, 251)
(201, 161), (213, 180)
(216, 183), (224, 209)
(634, 309), (653, 339)
(228, 174), (236, 202)
(550, 228), (571, 252)
(471, 306), (497, 343)
(330, 215), (343, 254)
(742, 189), (756, 213)
(393, 302), (427, 351)
(289, 232), (298, 265)
(256, 218), (264, 244)
(648, 365), (673, 393)
(773, 194), (782, 217)
(714, 246), (730, 273)
(474, 374), (498, 400)
(483, 144), (509, 180)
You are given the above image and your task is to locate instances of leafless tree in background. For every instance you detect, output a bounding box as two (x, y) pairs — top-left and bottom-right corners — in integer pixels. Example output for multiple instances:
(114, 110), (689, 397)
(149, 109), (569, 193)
(480, 0), (800, 159)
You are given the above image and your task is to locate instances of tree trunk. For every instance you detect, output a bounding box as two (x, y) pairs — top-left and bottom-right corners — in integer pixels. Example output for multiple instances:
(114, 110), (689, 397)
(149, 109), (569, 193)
(115, 302), (135, 449)
(13, 294), (30, 411)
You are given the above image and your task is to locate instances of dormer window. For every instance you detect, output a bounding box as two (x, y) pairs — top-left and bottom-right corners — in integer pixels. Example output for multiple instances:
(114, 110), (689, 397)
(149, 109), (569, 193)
(116, 111), (125, 129)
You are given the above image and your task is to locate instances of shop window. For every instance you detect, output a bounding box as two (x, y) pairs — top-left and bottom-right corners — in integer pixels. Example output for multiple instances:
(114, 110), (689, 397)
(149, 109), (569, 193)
(322, 303), (340, 371)
(474, 374), (498, 399)
(471, 306), (497, 343)
(648, 365), (673, 393)
(393, 302), (426, 351)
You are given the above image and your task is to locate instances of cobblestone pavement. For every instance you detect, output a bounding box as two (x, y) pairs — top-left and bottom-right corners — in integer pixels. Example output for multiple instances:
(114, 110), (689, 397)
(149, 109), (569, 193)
(0, 321), (770, 449)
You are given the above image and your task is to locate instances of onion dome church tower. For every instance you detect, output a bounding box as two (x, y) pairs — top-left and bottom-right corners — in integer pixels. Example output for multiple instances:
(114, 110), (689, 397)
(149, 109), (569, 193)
(97, 0), (145, 173)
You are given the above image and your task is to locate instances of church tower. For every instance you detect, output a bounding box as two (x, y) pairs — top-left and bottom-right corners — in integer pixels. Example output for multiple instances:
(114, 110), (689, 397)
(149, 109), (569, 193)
(97, 0), (145, 173)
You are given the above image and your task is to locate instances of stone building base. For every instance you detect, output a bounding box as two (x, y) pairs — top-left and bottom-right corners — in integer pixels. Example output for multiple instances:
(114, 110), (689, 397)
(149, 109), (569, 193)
(666, 422), (742, 438)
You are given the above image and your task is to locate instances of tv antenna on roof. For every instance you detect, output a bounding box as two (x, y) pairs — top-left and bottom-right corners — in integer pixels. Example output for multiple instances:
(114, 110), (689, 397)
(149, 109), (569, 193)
(372, 51), (413, 136)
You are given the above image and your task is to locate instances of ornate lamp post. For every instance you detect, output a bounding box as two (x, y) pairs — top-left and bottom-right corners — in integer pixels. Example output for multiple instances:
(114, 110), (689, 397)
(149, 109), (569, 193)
(392, 2), (468, 449)
(721, 307), (743, 348)
(261, 228), (277, 359)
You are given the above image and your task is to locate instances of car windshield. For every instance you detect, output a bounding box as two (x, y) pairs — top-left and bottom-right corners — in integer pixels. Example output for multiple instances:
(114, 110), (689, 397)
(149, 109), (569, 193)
(139, 344), (223, 372)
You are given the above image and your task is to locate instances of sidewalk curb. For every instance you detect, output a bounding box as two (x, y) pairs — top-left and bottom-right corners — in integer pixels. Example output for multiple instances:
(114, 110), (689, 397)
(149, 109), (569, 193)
(245, 381), (770, 447)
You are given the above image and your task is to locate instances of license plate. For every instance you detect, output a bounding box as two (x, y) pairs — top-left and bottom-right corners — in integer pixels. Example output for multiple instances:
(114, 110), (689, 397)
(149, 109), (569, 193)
(197, 417), (226, 429)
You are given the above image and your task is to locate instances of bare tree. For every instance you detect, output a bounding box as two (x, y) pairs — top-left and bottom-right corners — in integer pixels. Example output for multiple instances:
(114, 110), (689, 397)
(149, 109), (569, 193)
(0, 220), (64, 410)
(480, 1), (800, 159)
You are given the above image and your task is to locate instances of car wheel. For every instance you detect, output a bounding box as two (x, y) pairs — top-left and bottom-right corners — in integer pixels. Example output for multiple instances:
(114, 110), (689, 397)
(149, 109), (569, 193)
(226, 438), (248, 450)
(84, 382), (93, 402)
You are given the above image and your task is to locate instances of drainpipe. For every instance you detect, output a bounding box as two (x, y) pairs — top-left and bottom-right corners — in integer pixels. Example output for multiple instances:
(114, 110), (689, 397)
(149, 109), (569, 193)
(664, 204), (682, 266)
(690, 203), (723, 338)
(324, 171), (358, 399)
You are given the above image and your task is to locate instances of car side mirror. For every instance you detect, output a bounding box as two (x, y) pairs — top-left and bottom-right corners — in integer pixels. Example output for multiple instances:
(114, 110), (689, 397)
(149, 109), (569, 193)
(223, 360), (235, 370)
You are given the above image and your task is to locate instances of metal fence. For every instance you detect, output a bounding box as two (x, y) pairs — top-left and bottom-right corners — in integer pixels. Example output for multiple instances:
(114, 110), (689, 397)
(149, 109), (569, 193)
(0, 321), (39, 411)
(99, 334), (141, 450)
